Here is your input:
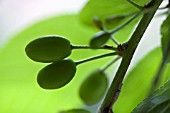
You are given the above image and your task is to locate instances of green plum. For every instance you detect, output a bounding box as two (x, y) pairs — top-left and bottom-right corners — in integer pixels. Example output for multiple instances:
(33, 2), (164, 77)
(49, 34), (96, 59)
(79, 69), (108, 105)
(25, 35), (71, 63)
(37, 59), (76, 89)
(90, 31), (111, 48)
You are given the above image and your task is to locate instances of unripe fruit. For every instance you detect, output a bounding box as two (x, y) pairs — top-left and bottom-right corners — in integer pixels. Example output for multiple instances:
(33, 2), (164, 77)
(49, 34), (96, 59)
(106, 15), (125, 24)
(93, 16), (103, 30)
(37, 59), (76, 89)
(25, 35), (71, 63)
(90, 31), (111, 49)
(60, 109), (90, 113)
(79, 70), (108, 105)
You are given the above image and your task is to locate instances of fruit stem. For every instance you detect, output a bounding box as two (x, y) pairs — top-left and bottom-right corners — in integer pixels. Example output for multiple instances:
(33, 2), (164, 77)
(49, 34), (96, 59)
(75, 52), (117, 66)
(71, 45), (117, 51)
(126, 0), (144, 10)
(110, 37), (119, 45)
(93, 16), (104, 31)
(106, 12), (137, 23)
(101, 57), (121, 72)
(109, 11), (142, 35)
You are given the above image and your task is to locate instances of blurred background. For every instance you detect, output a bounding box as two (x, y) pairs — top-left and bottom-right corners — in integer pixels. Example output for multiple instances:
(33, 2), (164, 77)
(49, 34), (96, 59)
(0, 0), (168, 113)
(0, 0), (87, 47)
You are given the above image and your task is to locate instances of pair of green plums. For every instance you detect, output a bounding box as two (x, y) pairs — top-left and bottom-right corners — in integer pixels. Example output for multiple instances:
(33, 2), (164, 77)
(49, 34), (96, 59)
(25, 36), (76, 89)
(25, 35), (108, 105)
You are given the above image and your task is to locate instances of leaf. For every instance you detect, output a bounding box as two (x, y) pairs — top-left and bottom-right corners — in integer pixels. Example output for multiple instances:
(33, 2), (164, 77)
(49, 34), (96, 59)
(80, 0), (149, 26)
(60, 108), (91, 113)
(0, 15), (102, 113)
(79, 0), (150, 41)
(132, 80), (170, 113)
(114, 48), (170, 113)
(161, 14), (170, 63)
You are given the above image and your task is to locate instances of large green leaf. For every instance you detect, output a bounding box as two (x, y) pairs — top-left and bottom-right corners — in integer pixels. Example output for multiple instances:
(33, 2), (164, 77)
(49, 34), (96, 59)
(132, 80), (170, 113)
(114, 48), (170, 113)
(0, 15), (117, 113)
(79, 0), (150, 42)
(161, 14), (170, 63)
(80, 0), (149, 25)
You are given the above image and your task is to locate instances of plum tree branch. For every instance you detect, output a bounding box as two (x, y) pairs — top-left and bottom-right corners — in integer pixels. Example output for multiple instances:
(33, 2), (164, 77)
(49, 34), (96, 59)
(98, 0), (164, 113)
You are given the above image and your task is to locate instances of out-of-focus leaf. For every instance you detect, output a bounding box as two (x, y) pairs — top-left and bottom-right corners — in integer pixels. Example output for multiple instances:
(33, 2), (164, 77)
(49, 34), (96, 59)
(114, 48), (170, 113)
(79, 0), (150, 41)
(105, 12), (136, 27)
(60, 108), (91, 113)
(132, 80), (170, 113)
(0, 15), (110, 113)
(161, 14), (170, 63)
(80, 0), (149, 26)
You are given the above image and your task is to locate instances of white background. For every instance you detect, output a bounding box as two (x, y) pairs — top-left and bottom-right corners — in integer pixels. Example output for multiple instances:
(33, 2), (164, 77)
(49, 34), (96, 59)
(0, 0), (87, 46)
